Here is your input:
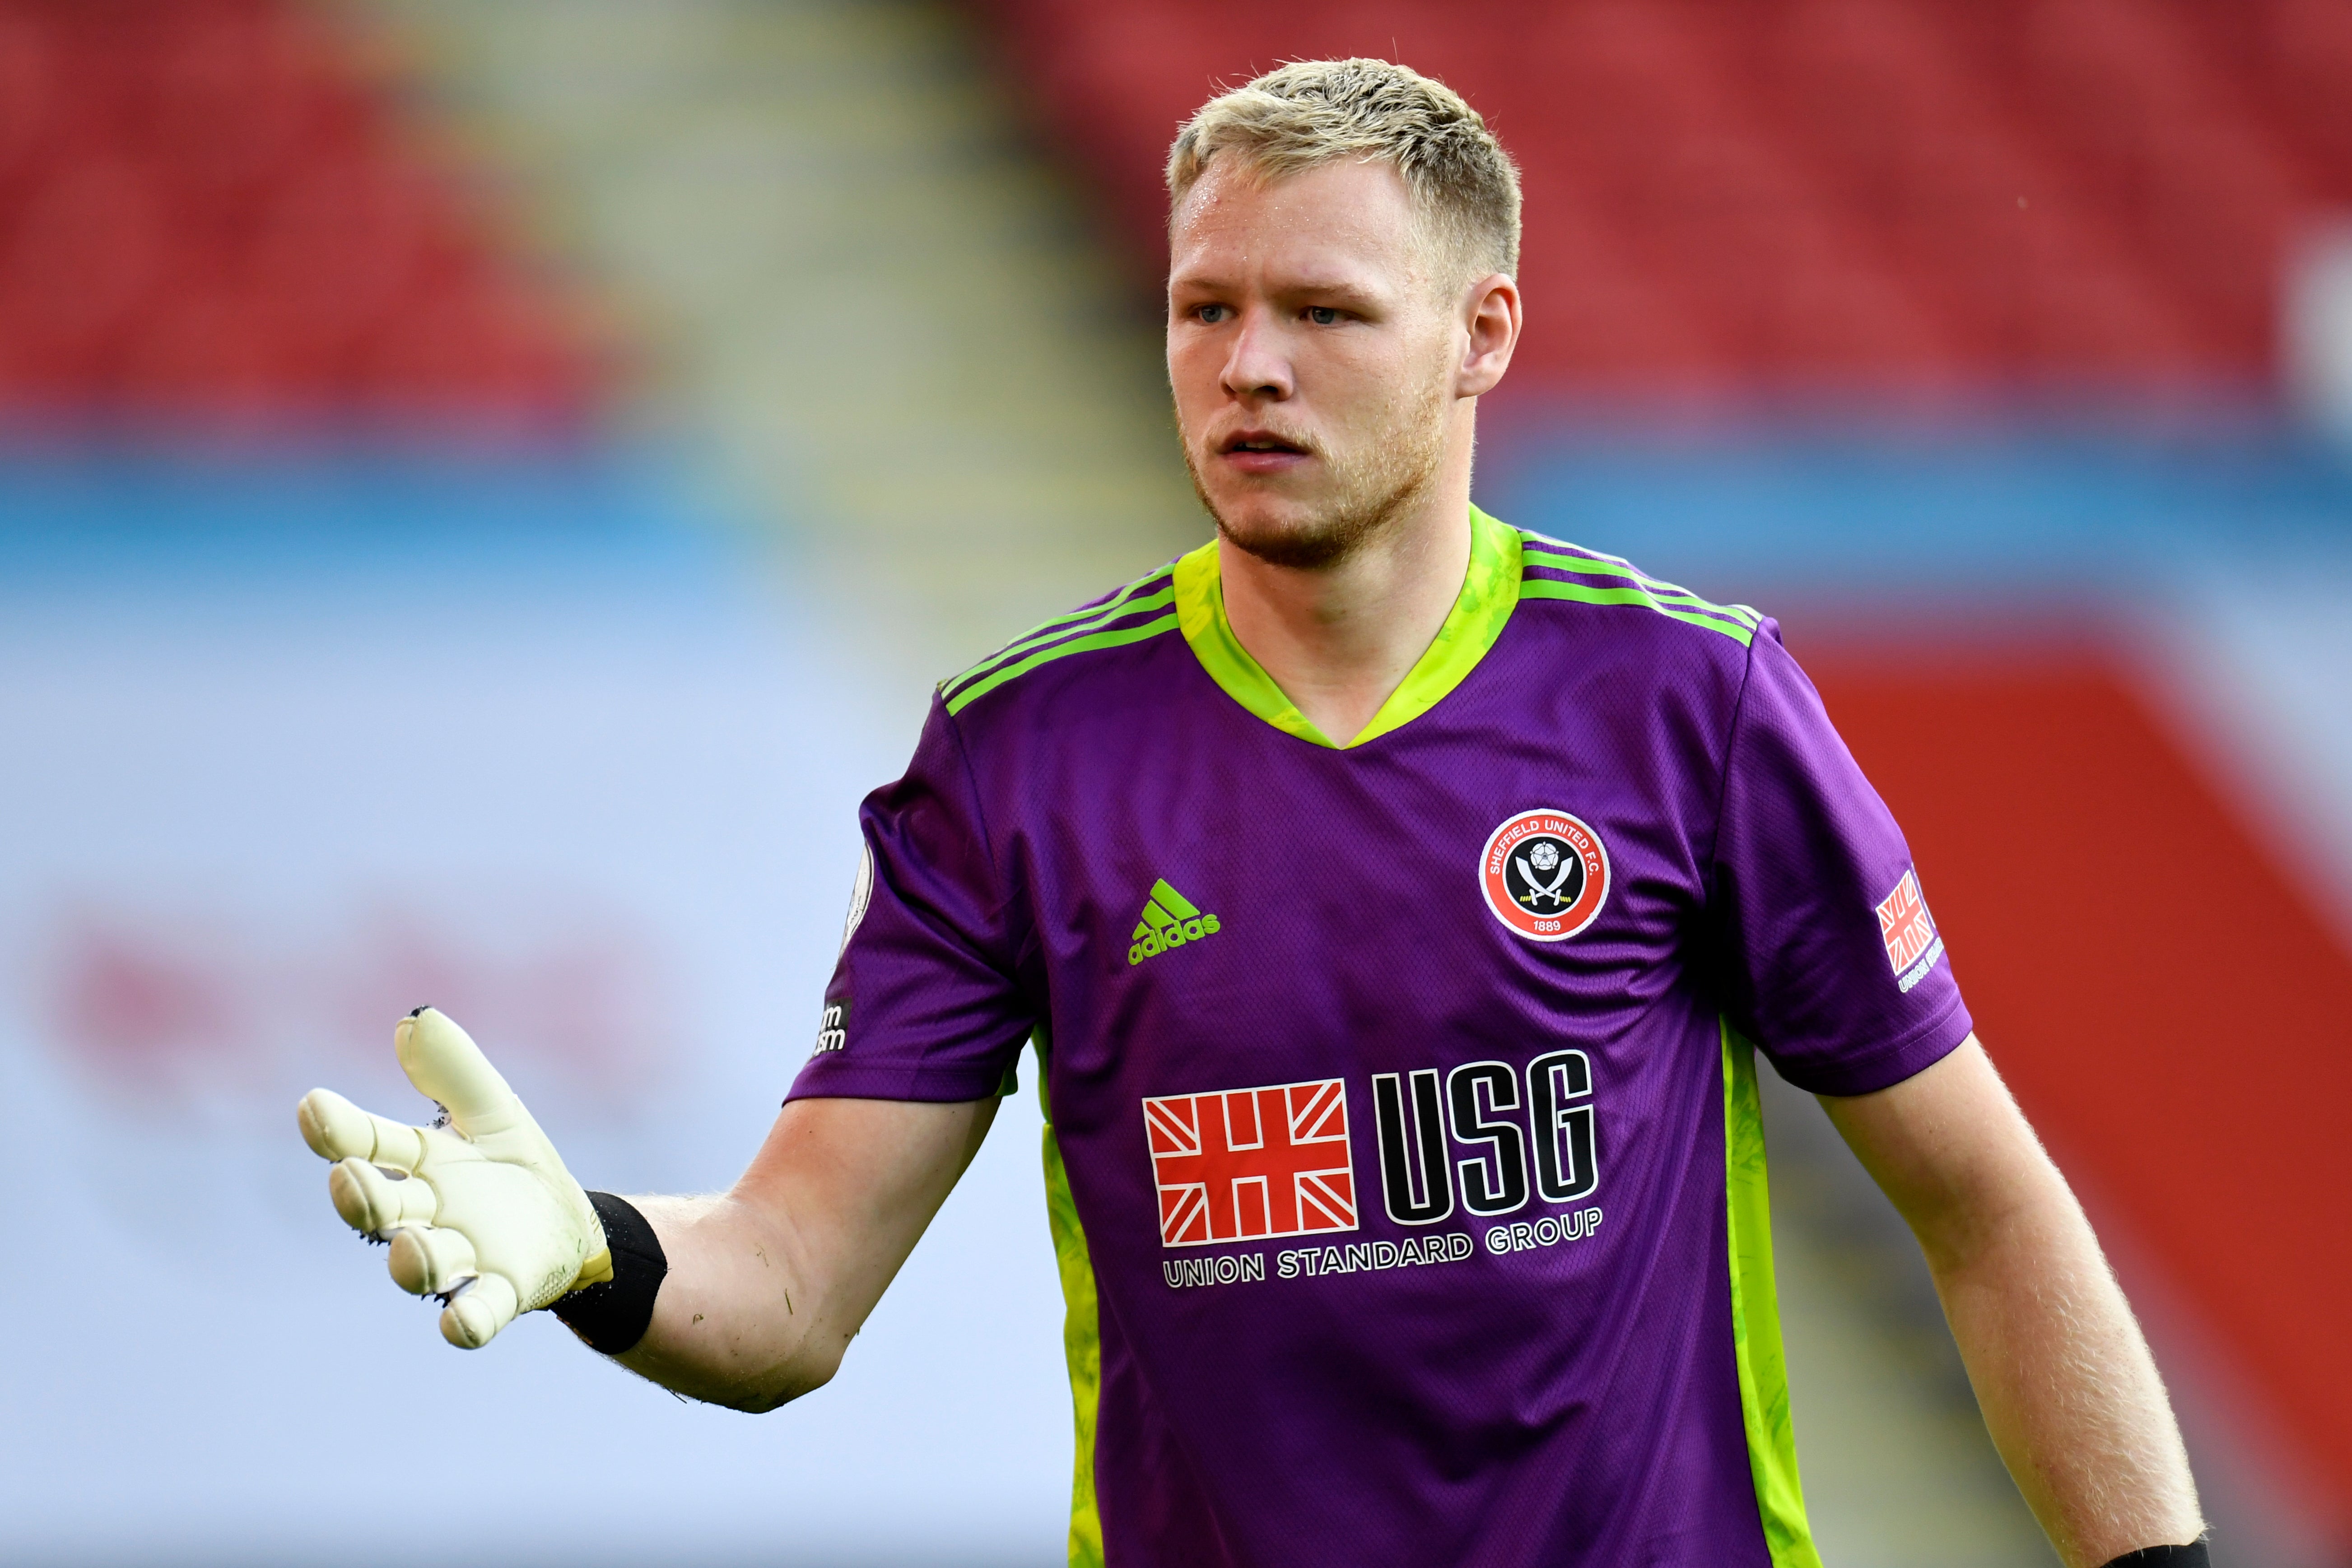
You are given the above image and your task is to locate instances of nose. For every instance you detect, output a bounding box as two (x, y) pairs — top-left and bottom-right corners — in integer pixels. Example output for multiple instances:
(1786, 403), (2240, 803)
(1220, 306), (1294, 402)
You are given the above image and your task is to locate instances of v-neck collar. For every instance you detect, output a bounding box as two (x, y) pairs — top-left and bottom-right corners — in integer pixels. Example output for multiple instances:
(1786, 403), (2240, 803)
(1171, 504), (1522, 749)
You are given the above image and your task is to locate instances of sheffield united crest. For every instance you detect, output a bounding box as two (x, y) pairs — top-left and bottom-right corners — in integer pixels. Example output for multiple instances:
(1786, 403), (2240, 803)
(1480, 808), (1610, 942)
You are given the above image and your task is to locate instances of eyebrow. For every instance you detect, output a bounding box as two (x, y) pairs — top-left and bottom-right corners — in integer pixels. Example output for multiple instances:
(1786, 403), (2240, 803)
(1281, 279), (1386, 309)
(1169, 272), (1391, 310)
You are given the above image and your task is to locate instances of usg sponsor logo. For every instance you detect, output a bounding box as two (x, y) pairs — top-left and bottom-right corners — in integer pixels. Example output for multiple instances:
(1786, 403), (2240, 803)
(1145, 1077), (1355, 1246)
(1373, 1051), (1599, 1224)
(1484, 1206), (1603, 1254)
(1144, 1051), (1601, 1254)
(1480, 808), (1610, 942)
(1278, 1232), (1474, 1278)
(1164, 1252), (1267, 1289)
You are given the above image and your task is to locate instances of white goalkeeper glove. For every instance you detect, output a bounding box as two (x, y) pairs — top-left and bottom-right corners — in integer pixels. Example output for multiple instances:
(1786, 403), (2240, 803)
(298, 1007), (612, 1348)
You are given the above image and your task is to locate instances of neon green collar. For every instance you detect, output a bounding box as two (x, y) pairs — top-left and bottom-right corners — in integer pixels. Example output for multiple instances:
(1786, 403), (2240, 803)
(1172, 504), (1521, 749)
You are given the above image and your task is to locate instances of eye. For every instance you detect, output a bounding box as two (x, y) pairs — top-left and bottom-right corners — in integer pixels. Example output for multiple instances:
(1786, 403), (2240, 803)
(1192, 303), (1232, 324)
(1306, 306), (1342, 326)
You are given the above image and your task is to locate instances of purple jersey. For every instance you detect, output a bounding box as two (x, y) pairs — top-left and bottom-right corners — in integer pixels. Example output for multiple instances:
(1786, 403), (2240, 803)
(790, 506), (1970, 1567)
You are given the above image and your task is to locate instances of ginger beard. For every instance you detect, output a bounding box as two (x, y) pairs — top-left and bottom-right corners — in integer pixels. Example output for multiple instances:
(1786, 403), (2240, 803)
(1177, 340), (1455, 572)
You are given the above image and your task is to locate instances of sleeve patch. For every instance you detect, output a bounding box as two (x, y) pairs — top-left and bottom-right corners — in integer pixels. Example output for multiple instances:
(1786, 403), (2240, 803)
(1875, 868), (1947, 993)
(838, 840), (875, 958)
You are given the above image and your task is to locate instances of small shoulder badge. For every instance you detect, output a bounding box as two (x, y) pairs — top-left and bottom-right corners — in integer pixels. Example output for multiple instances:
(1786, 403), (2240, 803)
(1480, 809), (1610, 942)
(813, 998), (849, 1055)
(838, 841), (875, 958)
(1876, 868), (1945, 993)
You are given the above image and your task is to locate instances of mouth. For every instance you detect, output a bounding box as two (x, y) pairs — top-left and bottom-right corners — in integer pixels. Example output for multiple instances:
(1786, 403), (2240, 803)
(1214, 428), (1313, 475)
(1217, 429), (1309, 456)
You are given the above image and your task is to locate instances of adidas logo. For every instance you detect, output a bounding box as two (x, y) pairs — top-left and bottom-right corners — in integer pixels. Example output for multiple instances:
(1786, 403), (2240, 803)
(1129, 878), (1221, 966)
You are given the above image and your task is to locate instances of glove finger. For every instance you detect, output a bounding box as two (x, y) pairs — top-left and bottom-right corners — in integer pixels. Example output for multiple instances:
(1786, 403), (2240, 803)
(395, 1008), (521, 1138)
(327, 1156), (439, 1238)
(440, 1272), (519, 1349)
(387, 1224), (479, 1298)
(297, 1089), (427, 1172)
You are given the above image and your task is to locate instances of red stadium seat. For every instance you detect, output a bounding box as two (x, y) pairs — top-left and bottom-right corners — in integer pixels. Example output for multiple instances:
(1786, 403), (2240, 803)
(976, 0), (2352, 390)
(0, 155), (166, 385)
(2264, 0), (2352, 189)
(0, 0), (600, 420)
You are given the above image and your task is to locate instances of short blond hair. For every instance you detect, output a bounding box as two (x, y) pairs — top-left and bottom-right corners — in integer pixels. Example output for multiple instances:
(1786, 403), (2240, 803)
(1166, 58), (1521, 283)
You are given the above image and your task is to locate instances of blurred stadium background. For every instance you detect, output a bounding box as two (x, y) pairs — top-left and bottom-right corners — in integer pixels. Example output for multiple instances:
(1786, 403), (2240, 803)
(2, 2), (2348, 1564)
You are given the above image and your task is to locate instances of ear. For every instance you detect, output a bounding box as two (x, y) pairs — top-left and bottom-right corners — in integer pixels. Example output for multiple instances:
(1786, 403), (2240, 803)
(1455, 272), (1521, 398)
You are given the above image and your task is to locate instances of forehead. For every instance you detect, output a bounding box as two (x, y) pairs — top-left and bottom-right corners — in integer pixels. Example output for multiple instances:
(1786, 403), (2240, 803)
(1168, 157), (1424, 290)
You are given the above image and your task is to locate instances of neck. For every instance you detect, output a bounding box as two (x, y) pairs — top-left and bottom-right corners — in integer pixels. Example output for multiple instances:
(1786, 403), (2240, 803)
(1219, 407), (1476, 744)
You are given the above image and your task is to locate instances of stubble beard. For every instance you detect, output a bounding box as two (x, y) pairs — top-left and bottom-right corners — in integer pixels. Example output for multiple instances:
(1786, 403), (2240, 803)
(1181, 376), (1452, 572)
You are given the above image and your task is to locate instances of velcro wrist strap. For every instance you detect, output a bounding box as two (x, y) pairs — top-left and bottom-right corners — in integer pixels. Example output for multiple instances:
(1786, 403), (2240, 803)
(550, 1192), (668, 1355)
(2100, 1542), (2209, 1568)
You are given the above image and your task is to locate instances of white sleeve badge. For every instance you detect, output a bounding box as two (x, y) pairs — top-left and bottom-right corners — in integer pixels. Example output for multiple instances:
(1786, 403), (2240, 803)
(838, 839), (875, 958)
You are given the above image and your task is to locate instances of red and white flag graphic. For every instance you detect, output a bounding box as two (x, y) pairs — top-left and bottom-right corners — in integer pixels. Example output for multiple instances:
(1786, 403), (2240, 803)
(1144, 1077), (1357, 1247)
(1876, 868), (1938, 973)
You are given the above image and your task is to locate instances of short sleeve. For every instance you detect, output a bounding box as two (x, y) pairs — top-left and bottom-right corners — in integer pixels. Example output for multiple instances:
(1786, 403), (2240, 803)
(1707, 622), (1972, 1096)
(786, 696), (1035, 1104)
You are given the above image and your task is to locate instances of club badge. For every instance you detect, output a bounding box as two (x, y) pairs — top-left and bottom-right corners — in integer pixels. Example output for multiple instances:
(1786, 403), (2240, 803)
(1480, 808), (1610, 942)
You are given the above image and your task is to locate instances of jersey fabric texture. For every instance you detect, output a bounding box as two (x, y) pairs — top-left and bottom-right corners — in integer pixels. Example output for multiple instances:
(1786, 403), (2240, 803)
(788, 505), (1972, 1568)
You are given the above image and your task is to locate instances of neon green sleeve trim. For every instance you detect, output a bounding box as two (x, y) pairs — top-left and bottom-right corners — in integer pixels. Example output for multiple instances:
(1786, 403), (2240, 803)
(1039, 1065), (1106, 1568)
(1170, 505), (1521, 749)
(943, 614), (1181, 716)
(944, 580), (1179, 700)
(1519, 546), (1762, 628)
(1721, 1020), (1824, 1568)
(1518, 578), (1757, 646)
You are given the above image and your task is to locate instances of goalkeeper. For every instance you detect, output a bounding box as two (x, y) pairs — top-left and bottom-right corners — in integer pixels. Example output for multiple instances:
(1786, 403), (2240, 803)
(303, 56), (2208, 1568)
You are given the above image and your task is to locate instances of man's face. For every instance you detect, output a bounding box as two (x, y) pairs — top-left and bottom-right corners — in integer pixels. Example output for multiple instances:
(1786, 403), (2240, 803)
(1167, 158), (1463, 570)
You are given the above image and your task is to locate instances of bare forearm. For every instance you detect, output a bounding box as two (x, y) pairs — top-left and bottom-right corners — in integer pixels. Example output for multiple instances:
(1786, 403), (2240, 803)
(572, 1096), (997, 1414)
(1824, 1038), (2200, 1568)
(607, 1192), (829, 1412)
(1925, 1177), (2200, 1566)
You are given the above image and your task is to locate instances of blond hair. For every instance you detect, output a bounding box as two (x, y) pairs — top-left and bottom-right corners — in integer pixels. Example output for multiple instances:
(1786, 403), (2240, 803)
(1166, 58), (1521, 283)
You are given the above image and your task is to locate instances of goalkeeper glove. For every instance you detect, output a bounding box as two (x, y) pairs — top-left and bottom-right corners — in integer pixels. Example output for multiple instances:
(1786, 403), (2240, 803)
(298, 1007), (612, 1348)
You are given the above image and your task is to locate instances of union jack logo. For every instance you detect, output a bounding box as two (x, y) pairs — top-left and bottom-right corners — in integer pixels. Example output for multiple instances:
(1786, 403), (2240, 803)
(1144, 1078), (1357, 1247)
(1876, 868), (1938, 973)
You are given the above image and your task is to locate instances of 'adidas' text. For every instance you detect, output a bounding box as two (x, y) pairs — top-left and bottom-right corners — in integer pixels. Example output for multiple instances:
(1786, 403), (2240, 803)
(1130, 877), (1221, 966)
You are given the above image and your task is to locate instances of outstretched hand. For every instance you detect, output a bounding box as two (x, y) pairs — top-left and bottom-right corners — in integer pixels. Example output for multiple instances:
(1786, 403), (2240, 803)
(298, 1007), (611, 1348)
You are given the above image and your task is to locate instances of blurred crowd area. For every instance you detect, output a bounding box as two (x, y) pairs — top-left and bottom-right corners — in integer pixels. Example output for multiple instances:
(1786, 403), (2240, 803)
(2, 3), (2350, 1566)
(0, 0), (597, 418)
(8, 0), (2352, 401)
(983, 0), (2352, 390)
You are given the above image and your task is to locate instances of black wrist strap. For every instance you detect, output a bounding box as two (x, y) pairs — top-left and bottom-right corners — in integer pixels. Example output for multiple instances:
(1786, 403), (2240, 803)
(2101, 1542), (2209, 1568)
(550, 1191), (668, 1355)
